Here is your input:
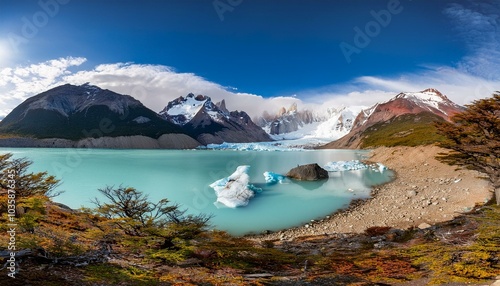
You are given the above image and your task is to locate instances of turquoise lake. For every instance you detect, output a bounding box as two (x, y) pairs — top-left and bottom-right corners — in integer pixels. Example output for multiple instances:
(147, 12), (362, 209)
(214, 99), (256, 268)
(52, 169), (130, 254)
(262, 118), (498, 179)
(1, 148), (394, 236)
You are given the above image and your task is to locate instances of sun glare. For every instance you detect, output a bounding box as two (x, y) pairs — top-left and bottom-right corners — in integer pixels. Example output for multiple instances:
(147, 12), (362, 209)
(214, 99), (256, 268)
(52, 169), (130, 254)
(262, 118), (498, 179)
(0, 40), (10, 67)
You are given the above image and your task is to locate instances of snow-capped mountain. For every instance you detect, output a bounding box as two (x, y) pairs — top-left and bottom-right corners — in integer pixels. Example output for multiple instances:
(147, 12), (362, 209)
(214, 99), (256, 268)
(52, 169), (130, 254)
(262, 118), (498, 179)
(256, 104), (364, 141)
(160, 93), (271, 145)
(322, 88), (464, 149)
(0, 83), (190, 141)
(257, 103), (314, 135)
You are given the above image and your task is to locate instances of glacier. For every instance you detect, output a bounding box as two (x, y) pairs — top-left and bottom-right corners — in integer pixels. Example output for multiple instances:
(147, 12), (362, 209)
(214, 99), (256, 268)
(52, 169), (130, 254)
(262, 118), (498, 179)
(263, 106), (366, 142)
(209, 165), (262, 208)
(201, 141), (306, 151)
(263, 171), (286, 184)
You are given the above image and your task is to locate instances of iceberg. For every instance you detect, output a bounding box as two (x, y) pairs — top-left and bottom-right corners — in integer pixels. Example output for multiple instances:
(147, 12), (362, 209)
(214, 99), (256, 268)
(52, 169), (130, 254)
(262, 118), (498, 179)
(323, 160), (368, 172)
(324, 160), (389, 173)
(263, 171), (286, 184)
(376, 163), (387, 173)
(209, 165), (258, 208)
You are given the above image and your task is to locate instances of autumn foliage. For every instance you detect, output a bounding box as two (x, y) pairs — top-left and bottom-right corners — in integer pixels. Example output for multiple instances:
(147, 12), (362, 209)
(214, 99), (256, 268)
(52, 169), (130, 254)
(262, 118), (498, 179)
(436, 93), (500, 203)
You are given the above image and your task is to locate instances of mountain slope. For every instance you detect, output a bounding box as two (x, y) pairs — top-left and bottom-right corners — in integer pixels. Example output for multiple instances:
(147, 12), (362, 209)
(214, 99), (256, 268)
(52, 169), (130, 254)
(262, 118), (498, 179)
(0, 83), (190, 141)
(160, 93), (271, 145)
(320, 88), (464, 149)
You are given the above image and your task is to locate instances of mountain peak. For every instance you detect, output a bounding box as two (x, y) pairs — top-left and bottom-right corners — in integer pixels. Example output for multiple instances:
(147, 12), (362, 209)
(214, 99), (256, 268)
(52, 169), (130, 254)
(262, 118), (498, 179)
(394, 88), (451, 104)
(159, 94), (271, 144)
(159, 93), (216, 125)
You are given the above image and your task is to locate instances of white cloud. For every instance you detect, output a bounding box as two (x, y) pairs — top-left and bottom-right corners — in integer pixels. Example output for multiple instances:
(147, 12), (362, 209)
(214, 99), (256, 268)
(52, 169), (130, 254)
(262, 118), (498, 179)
(61, 62), (301, 117)
(0, 58), (302, 119)
(0, 57), (86, 102)
(297, 66), (499, 112)
(0, 55), (498, 121)
(444, 0), (500, 79)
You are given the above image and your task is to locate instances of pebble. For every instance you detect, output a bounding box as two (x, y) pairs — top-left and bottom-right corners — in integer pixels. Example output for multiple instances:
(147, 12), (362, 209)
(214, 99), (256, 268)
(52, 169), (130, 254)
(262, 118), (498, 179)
(407, 190), (417, 196)
(418, 223), (432, 229)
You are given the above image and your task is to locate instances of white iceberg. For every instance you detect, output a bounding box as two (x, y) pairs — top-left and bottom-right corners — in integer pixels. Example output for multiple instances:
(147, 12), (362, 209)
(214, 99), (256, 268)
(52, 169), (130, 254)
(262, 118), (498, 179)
(323, 160), (368, 172)
(263, 171), (286, 184)
(209, 165), (260, 208)
(376, 163), (387, 173)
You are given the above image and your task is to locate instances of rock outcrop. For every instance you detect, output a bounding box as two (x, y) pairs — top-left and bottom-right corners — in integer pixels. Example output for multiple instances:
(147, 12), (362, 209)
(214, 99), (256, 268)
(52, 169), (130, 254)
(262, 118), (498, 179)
(286, 163), (329, 181)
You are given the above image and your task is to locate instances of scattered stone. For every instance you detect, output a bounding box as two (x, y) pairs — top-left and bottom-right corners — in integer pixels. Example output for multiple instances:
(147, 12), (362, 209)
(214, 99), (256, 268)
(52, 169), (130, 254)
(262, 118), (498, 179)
(407, 190), (417, 197)
(418, 223), (432, 229)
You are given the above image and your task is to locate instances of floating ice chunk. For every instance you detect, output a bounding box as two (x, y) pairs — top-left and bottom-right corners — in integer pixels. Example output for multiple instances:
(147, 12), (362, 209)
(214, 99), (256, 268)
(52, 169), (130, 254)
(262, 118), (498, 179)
(263, 172), (286, 184)
(377, 163), (387, 173)
(209, 165), (256, 208)
(323, 160), (368, 172)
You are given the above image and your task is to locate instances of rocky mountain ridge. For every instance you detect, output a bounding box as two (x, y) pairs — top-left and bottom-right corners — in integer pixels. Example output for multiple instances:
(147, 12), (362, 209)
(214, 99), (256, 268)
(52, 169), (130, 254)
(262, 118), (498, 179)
(160, 93), (271, 145)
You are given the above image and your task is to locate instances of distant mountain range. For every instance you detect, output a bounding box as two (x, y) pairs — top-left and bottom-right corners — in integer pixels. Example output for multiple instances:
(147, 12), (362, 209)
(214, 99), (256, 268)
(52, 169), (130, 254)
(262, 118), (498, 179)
(255, 103), (366, 141)
(0, 84), (464, 149)
(0, 84), (270, 148)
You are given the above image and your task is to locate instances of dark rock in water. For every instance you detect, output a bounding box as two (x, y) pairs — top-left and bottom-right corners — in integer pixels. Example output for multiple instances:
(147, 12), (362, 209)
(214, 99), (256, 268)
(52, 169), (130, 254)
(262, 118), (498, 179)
(286, 163), (329, 181)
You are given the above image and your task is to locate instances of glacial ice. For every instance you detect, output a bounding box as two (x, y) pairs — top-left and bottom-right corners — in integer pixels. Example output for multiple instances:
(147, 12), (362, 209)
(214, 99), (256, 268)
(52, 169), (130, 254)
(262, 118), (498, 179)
(376, 163), (387, 173)
(263, 172), (286, 184)
(202, 142), (304, 151)
(323, 160), (368, 172)
(209, 165), (259, 208)
(323, 160), (388, 173)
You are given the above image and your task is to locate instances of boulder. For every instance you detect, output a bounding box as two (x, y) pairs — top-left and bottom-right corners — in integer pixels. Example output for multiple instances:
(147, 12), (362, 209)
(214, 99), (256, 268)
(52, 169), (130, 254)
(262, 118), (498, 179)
(286, 163), (329, 181)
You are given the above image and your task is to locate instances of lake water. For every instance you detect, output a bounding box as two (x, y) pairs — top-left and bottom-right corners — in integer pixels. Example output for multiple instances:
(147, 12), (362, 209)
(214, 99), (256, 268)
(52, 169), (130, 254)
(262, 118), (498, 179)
(1, 148), (394, 236)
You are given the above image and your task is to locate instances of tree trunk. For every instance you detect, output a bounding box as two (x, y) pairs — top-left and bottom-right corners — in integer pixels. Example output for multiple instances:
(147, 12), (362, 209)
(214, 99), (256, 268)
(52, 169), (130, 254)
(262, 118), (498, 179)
(496, 187), (500, 206)
(491, 176), (500, 205)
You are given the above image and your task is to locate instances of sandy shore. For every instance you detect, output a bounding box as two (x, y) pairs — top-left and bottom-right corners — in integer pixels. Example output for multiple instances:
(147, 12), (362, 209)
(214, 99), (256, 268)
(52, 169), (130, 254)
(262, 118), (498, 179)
(253, 145), (493, 241)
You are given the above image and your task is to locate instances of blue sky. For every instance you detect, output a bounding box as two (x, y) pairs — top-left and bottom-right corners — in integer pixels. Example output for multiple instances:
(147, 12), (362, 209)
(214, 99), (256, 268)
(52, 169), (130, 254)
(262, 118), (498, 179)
(0, 0), (498, 117)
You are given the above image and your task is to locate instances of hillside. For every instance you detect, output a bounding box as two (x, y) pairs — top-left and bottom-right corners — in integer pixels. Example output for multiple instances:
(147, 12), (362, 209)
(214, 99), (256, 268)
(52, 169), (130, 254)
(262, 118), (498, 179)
(320, 89), (464, 149)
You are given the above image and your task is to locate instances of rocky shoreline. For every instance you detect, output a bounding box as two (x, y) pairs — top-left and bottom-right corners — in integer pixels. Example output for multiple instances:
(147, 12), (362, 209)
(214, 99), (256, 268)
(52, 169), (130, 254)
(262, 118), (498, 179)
(252, 145), (493, 241)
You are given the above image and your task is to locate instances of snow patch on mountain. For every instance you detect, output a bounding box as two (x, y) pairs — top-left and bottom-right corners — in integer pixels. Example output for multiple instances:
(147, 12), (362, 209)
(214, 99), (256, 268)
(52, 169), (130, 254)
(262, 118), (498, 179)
(132, 116), (151, 124)
(164, 95), (207, 120)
